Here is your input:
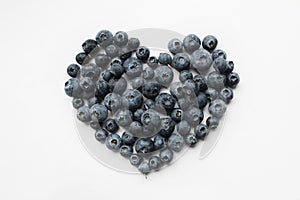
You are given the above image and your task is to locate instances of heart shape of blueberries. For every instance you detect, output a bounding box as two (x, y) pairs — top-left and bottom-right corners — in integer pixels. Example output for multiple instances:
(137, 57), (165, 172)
(64, 29), (240, 175)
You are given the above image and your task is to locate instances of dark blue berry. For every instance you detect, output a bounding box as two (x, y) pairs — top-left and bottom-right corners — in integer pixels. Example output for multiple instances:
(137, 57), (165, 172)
(95, 129), (108, 142)
(139, 82), (161, 99)
(213, 57), (232, 75)
(158, 53), (172, 65)
(106, 133), (123, 150)
(90, 104), (108, 122)
(104, 118), (119, 133)
(158, 118), (175, 138)
(143, 99), (155, 110)
(95, 80), (110, 100)
(183, 34), (201, 53)
(103, 93), (122, 111)
(72, 97), (84, 109)
(170, 108), (183, 123)
(185, 133), (198, 147)
(123, 89), (144, 111)
(82, 39), (98, 54)
(135, 138), (155, 154)
(133, 108), (145, 122)
(101, 70), (113, 82)
(95, 30), (113, 47)
(226, 72), (240, 88)
(67, 64), (80, 78)
(206, 116), (219, 129)
(121, 132), (137, 146)
(212, 49), (227, 61)
(193, 74), (208, 92)
(123, 57), (143, 79)
(179, 70), (193, 83)
(110, 57), (123, 66)
(202, 35), (218, 52)
(95, 54), (110, 68)
(120, 145), (133, 158)
(119, 47), (132, 61)
(147, 56), (158, 68)
(149, 156), (162, 170)
(153, 134), (166, 150)
(110, 63), (124, 78)
(220, 87), (233, 103)
(127, 37), (140, 51)
(171, 53), (190, 71)
(195, 124), (209, 140)
(76, 52), (88, 65)
(197, 92), (208, 109)
(113, 31), (128, 46)
(155, 93), (176, 113)
(64, 78), (82, 97)
(141, 109), (161, 127)
(136, 46), (150, 61)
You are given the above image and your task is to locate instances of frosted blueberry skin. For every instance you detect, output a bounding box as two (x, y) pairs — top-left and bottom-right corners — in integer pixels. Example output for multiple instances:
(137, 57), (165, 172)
(168, 133), (184, 152)
(128, 121), (143, 135)
(90, 119), (102, 130)
(127, 37), (140, 51)
(185, 106), (204, 126)
(87, 96), (101, 108)
(67, 64), (80, 78)
(159, 148), (173, 163)
(113, 31), (128, 46)
(158, 53), (172, 65)
(193, 74), (208, 93)
(79, 77), (95, 92)
(131, 77), (144, 89)
(64, 78), (82, 97)
(176, 120), (191, 136)
(90, 104), (108, 122)
(120, 145), (133, 158)
(76, 106), (91, 122)
(119, 46), (132, 61)
(81, 63), (100, 82)
(185, 133), (198, 147)
(95, 54), (110, 68)
(129, 154), (143, 167)
(114, 109), (132, 127)
(170, 82), (185, 99)
(191, 49), (213, 73)
(219, 87), (233, 103)
(123, 89), (143, 111)
(95, 80), (110, 100)
(95, 30), (113, 47)
(153, 134), (166, 150)
(204, 88), (219, 102)
(135, 138), (155, 154)
(76, 52), (88, 65)
(142, 66), (154, 80)
(179, 70), (193, 83)
(103, 93), (122, 111)
(206, 116), (219, 129)
(82, 39), (98, 54)
(197, 92), (208, 109)
(154, 65), (174, 87)
(101, 70), (113, 82)
(213, 57), (232, 75)
(95, 128), (108, 142)
(168, 38), (183, 54)
(184, 79), (199, 96)
(133, 108), (144, 122)
(141, 109), (161, 127)
(138, 161), (151, 175)
(136, 46), (150, 61)
(72, 97), (84, 109)
(194, 124), (209, 140)
(104, 118), (119, 133)
(226, 72), (240, 88)
(207, 71), (226, 91)
(123, 57), (143, 79)
(170, 108), (183, 123)
(105, 44), (120, 58)
(139, 82), (161, 99)
(202, 35), (218, 52)
(113, 77), (127, 95)
(105, 133), (123, 151)
(208, 99), (227, 118)
(143, 99), (155, 110)
(183, 34), (201, 54)
(149, 156), (162, 170)
(212, 49), (227, 61)
(110, 63), (124, 78)
(121, 132), (137, 146)
(158, 118), (176, 139)
(171, 53), (190, 72)
(155, 93), (176, 114)
(147, 56), (159, 68)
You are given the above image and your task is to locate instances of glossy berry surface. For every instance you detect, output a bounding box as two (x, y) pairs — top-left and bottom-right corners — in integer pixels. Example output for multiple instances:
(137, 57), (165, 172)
(135, 138), (155, 154)
(121, 132), (137, 146)
(171, 53), (190, 71)
(67, 64), (80, 78)
(194, 124), (209, 140)
(149, 156), (162, 170)
(183, 34), (201, 53)
(95, 129), (109, 142)
(104, 118), (119, 133)
(113, 31), (128, 46)
(82, 39), (98, 54)
(120, 145), (133, 158)
(105, 133), (123, 150)
(159, 148), (173, 163)
(168, 38), (183, 54)
(158, 118), (175, 138)
(202, 35), (218, 52)
(136, 46), (150, 61)
(170, 108), (183, 123)
(185, 133), (198, 147)
(76, 52), (88, 65)
(226, 72), (240, 88)
(158, 53), (172, 65)
(220, 87), (234, 103)
(95, 30), (113, 47)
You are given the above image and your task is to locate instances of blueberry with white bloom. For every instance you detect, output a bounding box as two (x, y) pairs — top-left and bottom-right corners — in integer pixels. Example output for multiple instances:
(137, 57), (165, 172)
(112, 77), (127, 95)
(123, 57), (143, 79)
(213, 57), (233, 75)
(90, 119), (101, 130)
(168, 38), (183, 54)
(123, 89), (143, 111)
(139, 81), (161, 99)
(183, 34), (201, 54)
(179, 70), (193, 83)
(105, 133), (123, 150)
(219, 87), (233, 103)
(205, 88), (219, 102)
(76, 106), (91, 122)
(197, 92), (208, 109)
(208, 99), (227, 118)
(143, 66), (154, 80)
(90, 104), (108, 122)
(79, 77), (95, 92)
(226, 72), (240, 88)
(202, 35), (218, 52)
(104, 93), (122, 111)
(141, 109), (161, 127)
(193, 74), (208, 93)
(101, 70), (114, 82)
(128, 121), (143, 135)
(154, 65), (174, 87)
(95, 128), (108, 142)
(149, 156), (162, 170)
(80, 63), (100, 82)
(138, 162), (151, 175)
(114, 109), (132, 127)
(127, 37), (140, 51)
(185, 106), (204, 126)
(158, 53), (172, 65)
(95, 30), (113, 47)
(158, 118), (175, 138)
(207, 71), (226, 91)
(171, 53), (190, 72)
(167, 133), (184, 152)
(191, 49), (213, 73)
(185, 133), (198, 147)
(206, 116), (219, 129)
(119, 46), (132, 61)
(120, 145), (133, 158)
(135, 138), (155, 154)
(133, 108), (144, 122)
(136, 46), (150, 61)
(143, 99), (155, 110)
(159, 148), (173, 163)
(170, 82), (185, 99)
(155, 93), (176, 113)
(72, 97), (84, 109)
(176, 120), (191, 136)
(129, 154), (143, 166)
(113, 31), (128, 46)
(154, 134), (166, 150)
(105, 44), (120, 58)
(110, 63), (124, 78)
(194, 124), (209, 140)
(147, 56), (158, 68)
(64, 78), (82, 97)
(212, 49), (227, 61)
(95, 54), (110, 68)
(131, 77), (144, 89)
(104, 118), (119, 133)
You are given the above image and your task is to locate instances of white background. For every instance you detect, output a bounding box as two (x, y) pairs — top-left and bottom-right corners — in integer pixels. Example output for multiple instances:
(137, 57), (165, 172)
(0, 0), (299, 199)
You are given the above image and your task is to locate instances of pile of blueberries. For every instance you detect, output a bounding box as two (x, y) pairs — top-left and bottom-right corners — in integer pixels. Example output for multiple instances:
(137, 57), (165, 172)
(64, 29), (240, 175)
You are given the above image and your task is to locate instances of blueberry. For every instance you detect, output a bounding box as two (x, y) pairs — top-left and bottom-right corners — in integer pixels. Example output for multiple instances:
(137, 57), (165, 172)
(87, 96), (101, 108)
(170, 108), (183, 123)
(158, 53), (172, 65)
(64, 78), (82, 97)
(197, 92), (208, 109)
(149, 156), (162, 170)
(104, 118), (119, 133)
(82, 39), (98, 54)
(123, 89), (143, 111)
(213, 57), (233, 75)
(76, 52), (88, 65)
(95, 128), (108, 142)
(170, 82), (184, 99)
(185, 133), (198, 147)
(207, 71), (226, 91)
(147, 56), (158, 68)
(127, 37), (140, 51)
(67, 64), (80, 78)
(227, 61), (234, 73)
(179, 70), (193, 83)
(171, 53), (190, 71)
(158, 118), (175, 138)
(76, 106), (91, 122)
(121, 132), (137, 146)
(72, 97), (84, 109)
(128, 121), (143, 135)
(113, 31), (128, 46)
(185, 106), (204, 126)
(141, 109), (161, 127)
(135, 138), (155, 154)
(184, 79), (199, 96)
(95, 54), (110, 68)
(108, 77), (119, 92)
(155, 93), (176, 113)
(103, 93), (122, 111)
(90, 103), (108, 122)
(143, 99), (155, 110)
(90, 119), (102, 130)
(119, 47), (132, 61)
(212, 49), (227, 61)
(159, 148), (173, 163)
(183, 34), (201, 53)
(123, 57), (143, 79)
(133, 108), (145, 122)
(110, 63), (124, 78)
(177, 98), (193, 110)
(110, 57), (123, 66)
(113, 77), (127, 95)
(208, 99), (227, 118)
(176, 120), (191, 136)
(105, 133), (123, 150)
(101, 70), (114, 82)
(168, 38), (183, 54)
(79, 77), (95, 92)
(95, 80), (110, 100)
(105, 44), (120, 58)
(193, 74), (208, 92)
(220, 87), (233, 103)
(114, 109), (132, 127)
(139, 82), (161, 99)
(143, 66), (154, 80)
(154, 65), (174, 87)
(153, 134), (166, 150)
(120, 145), (133, 158)
(81, 63), (100, 82)
(202, 35), (218, 52)
(204, 88), (219, 102)
(95, 30), (113, 47)
(226, 72), (240, 88)
(194, 124), (209, 140)
(136, 46), (150, 61)
(206, 116), (219, 129)
(138, 162), (151, 175)
(129, 154), (143, 166)
(191, 49), (212, 73)
(167, 133), (184, 152)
